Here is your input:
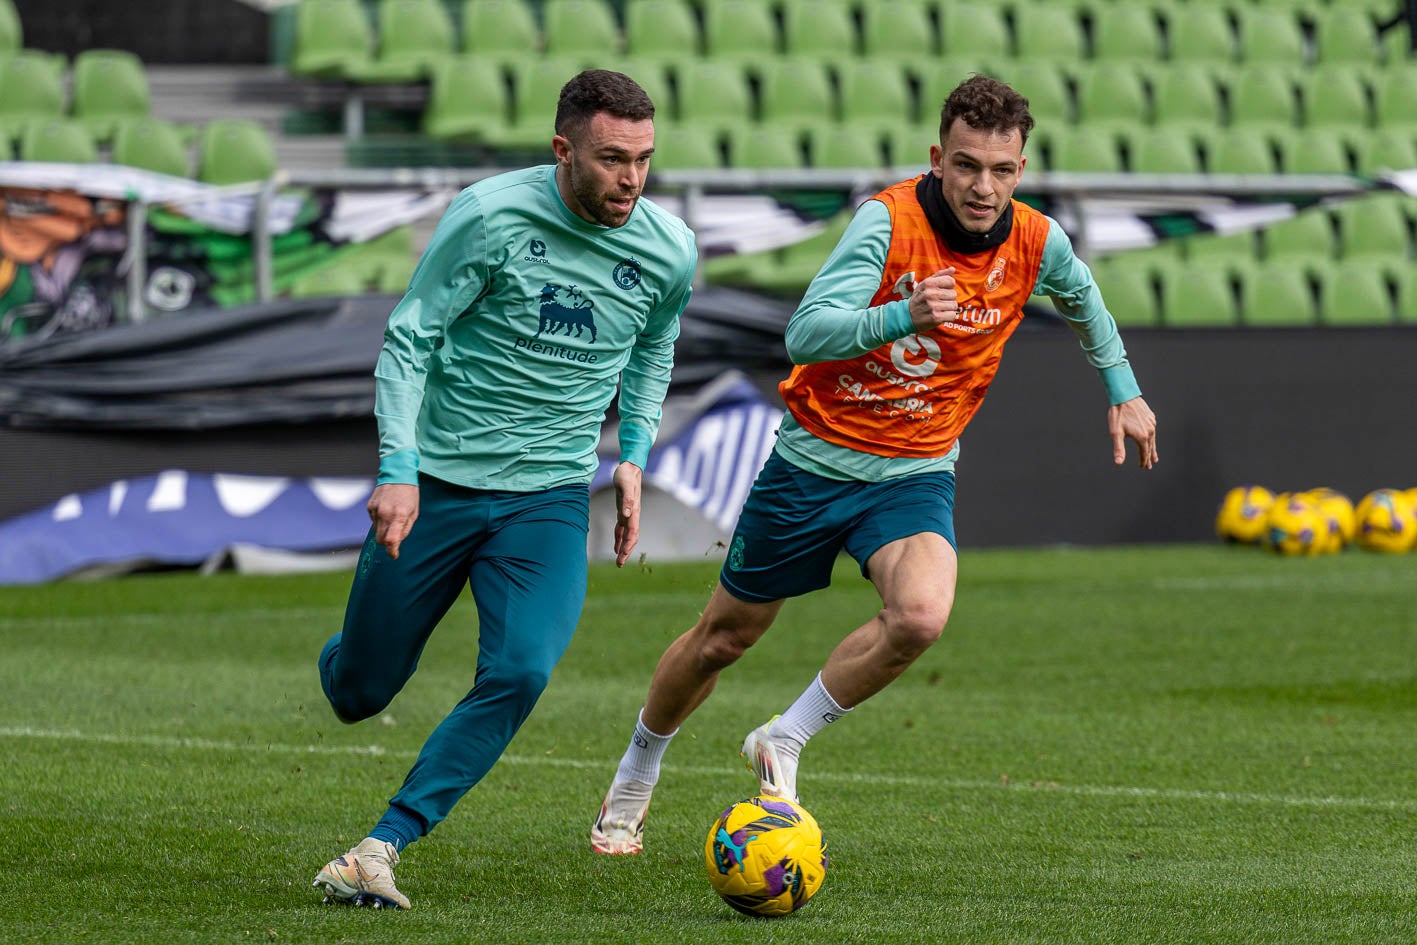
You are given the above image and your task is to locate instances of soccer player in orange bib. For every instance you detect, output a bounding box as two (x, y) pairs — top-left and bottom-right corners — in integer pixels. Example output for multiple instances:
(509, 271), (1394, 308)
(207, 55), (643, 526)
(592, 74), (1159, 854)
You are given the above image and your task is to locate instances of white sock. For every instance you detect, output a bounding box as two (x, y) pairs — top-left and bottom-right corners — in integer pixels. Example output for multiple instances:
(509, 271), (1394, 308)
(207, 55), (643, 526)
(614, 708), (677, 786)
(769, 672), (852, 748)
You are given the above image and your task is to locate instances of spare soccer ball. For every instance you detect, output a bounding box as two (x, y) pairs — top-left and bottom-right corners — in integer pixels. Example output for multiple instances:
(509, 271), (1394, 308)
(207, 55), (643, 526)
(1216, 485), (1275, 544)
(704, 795), (826, 917)
(1354, 488), (1417, 554)
(1302, 488), (1356, 554)
(1264, 493), (1325, 556)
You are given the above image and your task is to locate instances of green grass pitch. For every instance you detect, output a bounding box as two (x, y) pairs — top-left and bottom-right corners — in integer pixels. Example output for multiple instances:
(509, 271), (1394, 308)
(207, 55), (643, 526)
(3, 545), (1415, 944)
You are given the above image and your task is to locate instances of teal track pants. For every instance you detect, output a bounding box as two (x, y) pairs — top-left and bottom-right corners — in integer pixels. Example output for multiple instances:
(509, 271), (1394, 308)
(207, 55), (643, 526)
(319, 474), (590, 834)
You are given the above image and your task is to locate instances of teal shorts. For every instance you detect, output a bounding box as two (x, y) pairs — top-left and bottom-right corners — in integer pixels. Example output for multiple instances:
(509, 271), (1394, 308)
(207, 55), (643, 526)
(720, 451), (957, 604)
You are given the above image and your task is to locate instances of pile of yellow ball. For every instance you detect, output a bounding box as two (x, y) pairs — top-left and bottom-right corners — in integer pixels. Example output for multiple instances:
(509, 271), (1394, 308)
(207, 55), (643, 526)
(1216, 486), (1417, 555)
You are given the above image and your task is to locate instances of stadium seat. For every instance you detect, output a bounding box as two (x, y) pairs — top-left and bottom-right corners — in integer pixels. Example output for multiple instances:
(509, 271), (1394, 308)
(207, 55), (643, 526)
(884, 123), (938, 168)
(1184, 228), (1258, 264)
(543, 0), (621, 58)
(0, 0), (19, 55)
(1301, 65), (1373, 130)
(838, 60), (914, 131)
(1261, 208), (1336, 276)
(587, 57), (672, 121)
(726, 124), (805, 168)
(1151, 64), (1223, 137)
(1398, 269), (1417, 322)
(71, 49), (151, 143)
(289, 0), (372, 79)
(196, 119), (277, 184)
(1205, 127), (1280, 175)
(1273, 128), (1353, 174)
(861, 1), (935, 64)
(1374, 65), (1417, 129)
(1314, 7), (1381, 64)
(1226, 65), (1299, 138)
(1074, 62), (1149, 130)
(1383, 20), (1414, 65)
(461, 0), (541, 62)
(354, 0), (456, 83)
(1090, 5), (1163, 64)
(1238, 261), (1317, 326)
(289, 251), (372, 298)
(1334, 193), (1413, 263)
(703, 0), (779, 61)
(913, 58), (991, 124)
(1236, 8), (1305, 65)
(1048, 124), (1123, 173)
(421, 57), (509, 141)
(1353, 127), (1417, 174)
(624, 0), (699, 60)
(676, 59), (753, 132)
(19, 119), (98, 163)
(498, 57), (592, 151)
(111, 117), (191, 177)
(1317, 261), (1396, 325)
(809, 124), (887, 169)
(0, 51), (65, 134)
(939, 3), (1010, 60)
(1159, 262), (1239, 327)
(755, 58), (835, 131)
(1126, 126), (1203, 174)
(1164, 3), (1234, 66)
(995, 60), (1071, 127)
(782, 0), (856, 59)
(1089, 259), (1161, 327)
(1012, 4), (1085, 66)
(649, 124), (723, 170)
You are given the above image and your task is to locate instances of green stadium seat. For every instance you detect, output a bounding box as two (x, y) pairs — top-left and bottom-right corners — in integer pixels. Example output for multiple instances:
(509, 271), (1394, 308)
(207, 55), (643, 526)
(1374, 65), (1417, 129)
(809, 124), (886, 168)
(884, 123), (938, 168)
(1261, 208), (1336, 276)
(1205, 127), (1280, 175)
(1151, 63), (1223, 137)
(755, 58), (835, 131)
(862, 1), (935, 64)
(782, 0), (856, 59)
(1126, 126), (1203, 174)
(289, 251), (372, 298)
(1353, 127), (1417, 174)
(1165, 3), (1234, 65)
(19, 119), (98, 163)
(0, 51), (65, 134)
(725, 123), (805, 168)
(1159, 261), (1239, 327)
(497, 57), (585, 150)
(1383, 20), (1414, 65)
(676, 59), (753, 132)
(1273, 127), (1354, 174)
(421, 57), (509, 141)
(1089, 259), (1161, 327)
(1226, 64), (1299, 138)
(591, 57), (672, 120)
(353, 0), (456, 83)
(913, 58), (991, 124)
(1314, 7), (1381, 65)
(649, 124), (723, 170)
(1074, 62), (1149, 130)
(1012, 4), (1085, 66)
(995, 60), (1071, 127)
(1236, 8), (1305, 65)
(71, 49), (151, 143)
(289, 0), (372, 79)
(1238, 261), (1317, 326)
(838, 60), (914, 131)
(111, 117), (190, 177)
(461, 0), (540, 62)
(1398, 269), (1417, 322)
(1334, 193), (1413, 263)
(196, 119), (277, 184)
(1301, 65), (1372, 130)
(1048, 124), (1123, 173)
(1184, 228), (1258, 264)
(543, 0), (621, 58)
(703, 0), (778, 61)
(1317, 261), (1396, 325)
(1090, 5), (1163, 64)
(939, 3), (1010, 61)
(624, 0), (699, 60)
(0, 0), (19, 55)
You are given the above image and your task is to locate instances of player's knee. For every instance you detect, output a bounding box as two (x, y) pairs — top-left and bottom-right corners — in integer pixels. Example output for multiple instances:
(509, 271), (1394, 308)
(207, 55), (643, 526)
(328, 687), (393, 723)
(482, 664), (553, 707)
(695, 624), (755, 673)
(881, 603), (949, 656)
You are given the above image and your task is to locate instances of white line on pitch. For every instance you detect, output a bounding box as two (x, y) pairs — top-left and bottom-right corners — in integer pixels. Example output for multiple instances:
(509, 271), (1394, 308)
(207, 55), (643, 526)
(2, 725), (1411, 814)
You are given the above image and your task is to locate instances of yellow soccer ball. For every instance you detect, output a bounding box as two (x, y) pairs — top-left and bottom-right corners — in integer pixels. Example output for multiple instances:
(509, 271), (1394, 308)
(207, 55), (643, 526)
(1264, 493), (1325, 556)
(1302, 488), (1356, 554)
(1216, 485), (1275, 544)
(704, 795), (826, 917)
(1354, 489), (1417, 554)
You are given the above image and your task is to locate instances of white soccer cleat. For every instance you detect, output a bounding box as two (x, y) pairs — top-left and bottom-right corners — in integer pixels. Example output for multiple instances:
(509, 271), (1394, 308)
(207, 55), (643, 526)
(312, 837), (411, 909)
(590, 779), (653, 855)
(741, 719), (800, 803)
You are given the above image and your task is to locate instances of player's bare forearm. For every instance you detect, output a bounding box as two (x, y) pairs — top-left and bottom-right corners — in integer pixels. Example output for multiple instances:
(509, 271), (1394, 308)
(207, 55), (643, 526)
(1108, 397), (1158, 469)
(368, 483), (419, 559)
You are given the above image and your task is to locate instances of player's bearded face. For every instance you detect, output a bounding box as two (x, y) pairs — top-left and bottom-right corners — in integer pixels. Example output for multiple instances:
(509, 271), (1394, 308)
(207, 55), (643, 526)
(556, 114), (655, 228)
(930, 122), (1026, 233)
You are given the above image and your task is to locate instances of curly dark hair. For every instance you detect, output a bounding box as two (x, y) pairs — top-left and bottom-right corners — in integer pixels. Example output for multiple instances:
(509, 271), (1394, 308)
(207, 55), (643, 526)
(938, 74), (1034, 146)
(555, 70), (656, 139)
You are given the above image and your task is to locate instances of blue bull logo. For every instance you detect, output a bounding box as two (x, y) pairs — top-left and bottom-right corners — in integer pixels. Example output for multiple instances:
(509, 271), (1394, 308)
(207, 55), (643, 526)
(536, 283), (597, 343)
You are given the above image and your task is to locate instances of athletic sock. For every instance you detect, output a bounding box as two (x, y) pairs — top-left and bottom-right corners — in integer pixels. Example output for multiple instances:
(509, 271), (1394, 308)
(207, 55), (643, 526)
(614, 708), (677, 786)
(770, 672), (852, 748)
(370, 803), (424, 852)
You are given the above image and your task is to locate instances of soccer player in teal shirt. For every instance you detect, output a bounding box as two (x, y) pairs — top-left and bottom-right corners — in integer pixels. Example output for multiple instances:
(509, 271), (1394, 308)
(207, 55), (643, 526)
(312, 70), (697, 909)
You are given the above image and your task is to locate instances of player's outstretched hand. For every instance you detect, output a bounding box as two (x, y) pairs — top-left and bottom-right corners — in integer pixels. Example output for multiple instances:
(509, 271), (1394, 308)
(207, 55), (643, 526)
(613, 461), (643, 567)
(368, 483), (419, 559)
(1108, 396), (1158, 469)
(908, 268), (958, 331)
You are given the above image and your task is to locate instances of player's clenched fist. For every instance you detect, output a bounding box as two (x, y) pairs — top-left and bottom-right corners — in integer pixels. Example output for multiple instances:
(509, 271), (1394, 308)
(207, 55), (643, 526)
(908, 268), (958, 331)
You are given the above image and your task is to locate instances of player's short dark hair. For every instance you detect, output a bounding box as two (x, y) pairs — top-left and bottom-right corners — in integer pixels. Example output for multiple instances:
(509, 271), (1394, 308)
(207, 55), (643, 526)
(555, 70), (656, 140)
(938, 74), (1034, 146)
